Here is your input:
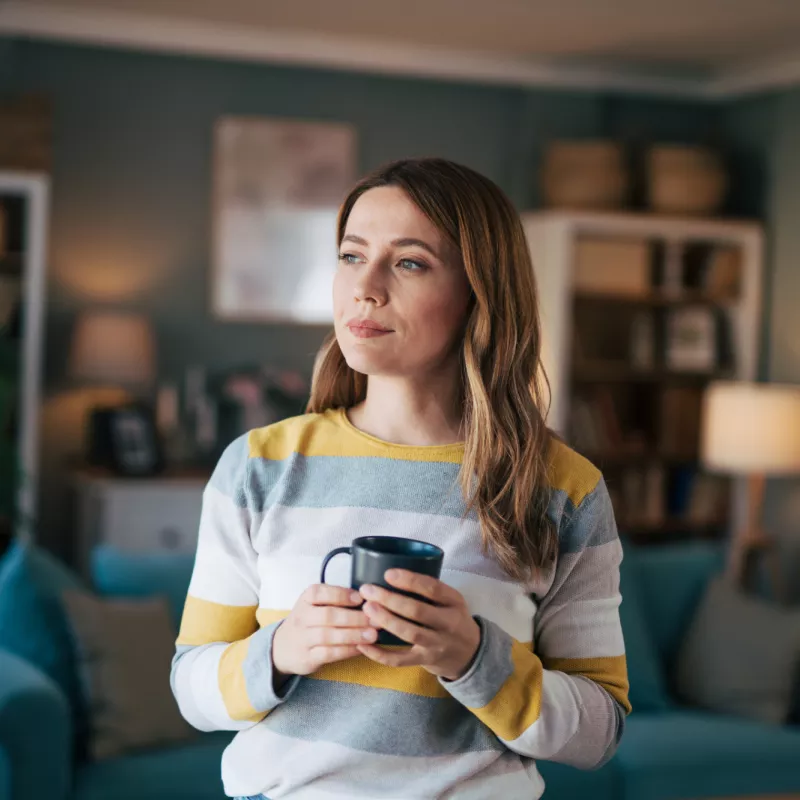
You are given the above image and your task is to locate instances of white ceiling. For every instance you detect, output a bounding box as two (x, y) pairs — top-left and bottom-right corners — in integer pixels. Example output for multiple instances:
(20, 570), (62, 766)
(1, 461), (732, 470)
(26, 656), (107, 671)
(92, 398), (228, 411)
(3, 0), (800, 97)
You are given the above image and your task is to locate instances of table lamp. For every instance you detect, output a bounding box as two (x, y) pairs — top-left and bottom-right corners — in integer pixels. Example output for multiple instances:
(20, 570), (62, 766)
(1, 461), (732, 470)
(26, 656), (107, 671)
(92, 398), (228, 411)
(70, 311), (155, 388)
(69, 310), (161, 474)
(701, 380), (800, 596)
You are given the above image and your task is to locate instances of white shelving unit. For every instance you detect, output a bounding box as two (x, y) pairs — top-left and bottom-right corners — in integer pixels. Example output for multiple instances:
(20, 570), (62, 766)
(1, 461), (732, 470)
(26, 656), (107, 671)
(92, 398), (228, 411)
(0, 171), (50, 542)
(522, 210), (764, 541)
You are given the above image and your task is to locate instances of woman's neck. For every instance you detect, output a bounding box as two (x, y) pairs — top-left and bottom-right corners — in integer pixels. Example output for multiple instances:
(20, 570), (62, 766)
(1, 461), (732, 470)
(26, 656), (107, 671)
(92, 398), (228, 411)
(347, 369), (464, 447)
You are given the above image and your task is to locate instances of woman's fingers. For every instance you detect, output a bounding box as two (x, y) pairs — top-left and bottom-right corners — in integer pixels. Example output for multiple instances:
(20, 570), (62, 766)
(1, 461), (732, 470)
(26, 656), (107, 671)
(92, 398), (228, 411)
(356, 643), (424, 668)
(310, 645), (365, 664)
(310, 625), (378, 646)
(304, 584), (363, 608)
(383, 570), (462, 606)
(306, 605), (372, 629)
(359, 584), (440, 628)
(362, 602), (433, 646)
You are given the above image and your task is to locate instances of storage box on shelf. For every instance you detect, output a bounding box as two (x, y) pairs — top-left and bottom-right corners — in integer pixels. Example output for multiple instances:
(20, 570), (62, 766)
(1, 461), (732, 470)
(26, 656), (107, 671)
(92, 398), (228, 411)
(523, 210), (762, 543)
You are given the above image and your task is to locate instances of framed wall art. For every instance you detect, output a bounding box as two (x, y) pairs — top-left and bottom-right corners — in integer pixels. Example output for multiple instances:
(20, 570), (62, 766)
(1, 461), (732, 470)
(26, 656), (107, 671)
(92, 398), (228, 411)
(211, 117), (357, 323)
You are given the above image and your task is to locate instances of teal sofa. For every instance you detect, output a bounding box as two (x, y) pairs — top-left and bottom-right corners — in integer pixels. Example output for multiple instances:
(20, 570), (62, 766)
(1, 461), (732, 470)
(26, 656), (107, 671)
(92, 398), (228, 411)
(0, 539), (799, 800)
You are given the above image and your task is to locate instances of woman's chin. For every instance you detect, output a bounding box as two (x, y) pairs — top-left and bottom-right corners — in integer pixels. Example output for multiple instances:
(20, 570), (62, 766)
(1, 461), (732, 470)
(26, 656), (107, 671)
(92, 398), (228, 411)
(343, 352), (399, 377)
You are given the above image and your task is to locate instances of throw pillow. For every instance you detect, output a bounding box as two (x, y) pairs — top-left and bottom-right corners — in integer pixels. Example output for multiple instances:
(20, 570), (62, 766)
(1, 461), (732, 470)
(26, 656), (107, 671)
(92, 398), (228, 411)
(675, 576), (800, 724)
(0, 540), (87, 732)
(90, 545), (194, 631)
(62, 587), (196, 760)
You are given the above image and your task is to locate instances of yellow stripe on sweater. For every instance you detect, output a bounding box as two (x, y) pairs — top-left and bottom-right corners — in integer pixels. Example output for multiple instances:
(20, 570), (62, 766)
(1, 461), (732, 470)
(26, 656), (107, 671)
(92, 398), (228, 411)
(543, 654), (632, 714)
(248, 410), (464, 463)
(177, 596), (259, 646)
(261, 609), (539, 701)
(467, 639), (544, 741)
(546, 438), (601, 508)
(218, 638), (268, 722)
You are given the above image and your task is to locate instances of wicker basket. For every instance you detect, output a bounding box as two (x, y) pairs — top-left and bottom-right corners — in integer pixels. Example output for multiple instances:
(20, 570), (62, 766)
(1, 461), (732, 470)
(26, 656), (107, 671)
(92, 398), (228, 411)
(647, 145), (727, 216)
(542, 141), (628, 210)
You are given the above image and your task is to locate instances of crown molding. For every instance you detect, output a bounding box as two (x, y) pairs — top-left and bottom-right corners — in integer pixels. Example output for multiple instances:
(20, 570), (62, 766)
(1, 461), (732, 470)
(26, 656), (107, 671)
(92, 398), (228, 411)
(1, 2), (798, 100)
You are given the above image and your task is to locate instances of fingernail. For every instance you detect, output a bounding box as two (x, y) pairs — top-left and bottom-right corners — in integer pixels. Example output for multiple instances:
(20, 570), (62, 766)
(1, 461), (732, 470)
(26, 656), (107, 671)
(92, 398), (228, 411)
(385, 569), (398, 581)
(361, 585), (375, 598)
(362, 629), (376, 641)
(350, 591), (361, 603)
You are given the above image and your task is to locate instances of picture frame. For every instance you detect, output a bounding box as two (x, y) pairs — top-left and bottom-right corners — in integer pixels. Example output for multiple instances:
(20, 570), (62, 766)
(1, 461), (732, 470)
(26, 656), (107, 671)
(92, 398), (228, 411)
(665, 306), (718, 372)
(211, 116), (357, 324)
(88, 404), (164, 477)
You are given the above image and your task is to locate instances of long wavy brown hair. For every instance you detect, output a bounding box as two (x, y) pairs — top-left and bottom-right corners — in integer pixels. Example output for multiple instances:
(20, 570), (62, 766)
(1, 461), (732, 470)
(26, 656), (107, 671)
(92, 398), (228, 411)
(307, 158), (557, 581)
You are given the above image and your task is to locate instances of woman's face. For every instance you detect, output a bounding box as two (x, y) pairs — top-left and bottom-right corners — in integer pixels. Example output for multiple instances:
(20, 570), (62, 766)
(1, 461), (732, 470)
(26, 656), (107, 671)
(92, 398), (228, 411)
(333, 186), (472, 381)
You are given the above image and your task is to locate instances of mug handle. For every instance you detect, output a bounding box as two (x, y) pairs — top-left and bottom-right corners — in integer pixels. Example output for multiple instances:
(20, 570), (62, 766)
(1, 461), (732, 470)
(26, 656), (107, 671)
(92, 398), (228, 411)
(320, 546), (352, 584)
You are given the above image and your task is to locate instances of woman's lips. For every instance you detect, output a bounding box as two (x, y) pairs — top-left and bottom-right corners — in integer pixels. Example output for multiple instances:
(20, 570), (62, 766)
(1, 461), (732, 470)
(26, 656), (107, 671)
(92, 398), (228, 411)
(347, 319), (393, 338)
(348, 325), (392, 339)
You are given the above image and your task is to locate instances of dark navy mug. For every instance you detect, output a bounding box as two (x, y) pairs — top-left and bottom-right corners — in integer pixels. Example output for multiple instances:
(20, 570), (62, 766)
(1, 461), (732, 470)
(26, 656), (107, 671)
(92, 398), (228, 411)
(320, 536), (444, 646)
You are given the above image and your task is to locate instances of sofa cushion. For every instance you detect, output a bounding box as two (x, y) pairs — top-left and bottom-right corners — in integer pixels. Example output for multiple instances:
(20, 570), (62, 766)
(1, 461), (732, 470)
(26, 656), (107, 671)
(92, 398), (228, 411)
(634, 543), (723, 668)
(618, 548), (671, 712)
(0, 541), (86, 732)
(537, 758), (620, 800)
(675, 576), (800, 724)
(616, 710), (800, 800)
(74, 731), (233, 800)
(91, 545), (194, 631)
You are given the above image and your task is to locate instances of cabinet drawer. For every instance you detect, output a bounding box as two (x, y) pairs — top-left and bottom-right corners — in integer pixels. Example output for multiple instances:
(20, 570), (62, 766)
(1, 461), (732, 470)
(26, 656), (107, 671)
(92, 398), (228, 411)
(99, 484), (204, 554)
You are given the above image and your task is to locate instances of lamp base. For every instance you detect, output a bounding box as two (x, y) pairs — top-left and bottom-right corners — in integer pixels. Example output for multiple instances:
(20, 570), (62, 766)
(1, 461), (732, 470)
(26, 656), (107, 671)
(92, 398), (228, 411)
(727, 474), (784, 602)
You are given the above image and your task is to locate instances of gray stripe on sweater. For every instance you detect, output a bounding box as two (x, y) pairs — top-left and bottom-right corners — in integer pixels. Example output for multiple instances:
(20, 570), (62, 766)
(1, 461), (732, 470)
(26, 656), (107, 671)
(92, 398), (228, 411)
(439, 617), (514, 709)
(258, 453), (468, 517)
(262, 678), (505, 757)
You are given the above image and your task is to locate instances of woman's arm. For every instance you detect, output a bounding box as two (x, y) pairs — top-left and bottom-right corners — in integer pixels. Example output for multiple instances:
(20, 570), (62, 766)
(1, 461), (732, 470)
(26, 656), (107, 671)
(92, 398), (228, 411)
(169, 436), (299, 733)
(440, 477), (630, 768)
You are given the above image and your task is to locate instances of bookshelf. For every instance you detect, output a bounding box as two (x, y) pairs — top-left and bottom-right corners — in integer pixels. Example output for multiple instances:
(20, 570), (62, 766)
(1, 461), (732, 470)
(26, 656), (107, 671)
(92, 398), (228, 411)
(0, 172), (49, 553)
(523, 210), (763, 544)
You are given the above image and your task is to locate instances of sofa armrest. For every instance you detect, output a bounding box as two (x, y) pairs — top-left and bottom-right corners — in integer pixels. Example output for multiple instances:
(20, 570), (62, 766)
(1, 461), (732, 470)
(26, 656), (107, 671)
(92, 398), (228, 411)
(0, 648), (73, 800)
(0, 747), (10, 800)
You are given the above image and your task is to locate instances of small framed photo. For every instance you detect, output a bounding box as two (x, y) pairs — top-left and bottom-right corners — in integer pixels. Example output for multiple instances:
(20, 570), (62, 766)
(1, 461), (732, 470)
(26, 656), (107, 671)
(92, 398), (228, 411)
(88, 404), (163, 476)
(665, 307), (718, 372)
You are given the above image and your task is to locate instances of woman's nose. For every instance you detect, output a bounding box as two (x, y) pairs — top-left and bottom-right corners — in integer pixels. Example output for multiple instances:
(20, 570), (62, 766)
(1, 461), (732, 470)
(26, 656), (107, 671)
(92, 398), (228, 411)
(353, 262), (388, 307)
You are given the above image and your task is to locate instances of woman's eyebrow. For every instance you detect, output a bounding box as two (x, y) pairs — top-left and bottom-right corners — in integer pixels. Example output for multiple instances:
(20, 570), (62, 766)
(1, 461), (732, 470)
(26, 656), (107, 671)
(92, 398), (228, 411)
(340, 234), (439, 259)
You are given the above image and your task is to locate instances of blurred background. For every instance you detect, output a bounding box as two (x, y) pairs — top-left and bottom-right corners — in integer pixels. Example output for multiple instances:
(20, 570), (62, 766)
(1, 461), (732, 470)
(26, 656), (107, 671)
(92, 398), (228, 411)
(1, 1), (800, 799)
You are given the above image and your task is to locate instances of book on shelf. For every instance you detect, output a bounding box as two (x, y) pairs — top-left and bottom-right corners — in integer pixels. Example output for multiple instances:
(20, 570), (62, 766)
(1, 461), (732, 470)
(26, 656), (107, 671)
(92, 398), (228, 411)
(617, 463), (665, 527)
(658, 386), (702, 459)
(668, 466), (728, 524)
(682, 243), (742, 299)
(569, 387), (627, 455)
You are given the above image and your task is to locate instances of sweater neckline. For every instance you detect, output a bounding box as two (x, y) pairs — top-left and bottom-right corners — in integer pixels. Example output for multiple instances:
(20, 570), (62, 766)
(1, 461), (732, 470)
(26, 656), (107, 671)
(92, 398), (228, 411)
(328, 407), (466, 458)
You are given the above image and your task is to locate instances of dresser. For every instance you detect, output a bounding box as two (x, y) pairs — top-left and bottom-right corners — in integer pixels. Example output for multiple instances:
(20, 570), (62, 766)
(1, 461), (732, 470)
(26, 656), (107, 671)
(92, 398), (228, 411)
(72, 468), (209, 578)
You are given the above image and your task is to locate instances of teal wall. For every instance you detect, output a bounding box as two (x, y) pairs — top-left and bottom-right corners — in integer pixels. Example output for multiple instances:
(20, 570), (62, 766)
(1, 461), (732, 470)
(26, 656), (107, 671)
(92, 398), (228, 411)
(0, 39), (736, 556)
(723, 90), (800, 560)
(3, 41), (721, 389)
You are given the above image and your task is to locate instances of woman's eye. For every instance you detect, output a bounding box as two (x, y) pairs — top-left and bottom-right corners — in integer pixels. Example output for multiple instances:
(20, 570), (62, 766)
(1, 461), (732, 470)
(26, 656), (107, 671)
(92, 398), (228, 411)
(398, 258), (426, 272)
(337, 253), (361, 265)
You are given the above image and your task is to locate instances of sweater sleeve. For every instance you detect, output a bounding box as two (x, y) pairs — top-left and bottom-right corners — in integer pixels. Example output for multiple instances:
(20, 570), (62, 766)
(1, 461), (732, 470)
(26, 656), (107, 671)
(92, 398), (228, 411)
(169, 435), (300, 732)
(439, 477), (630, 768)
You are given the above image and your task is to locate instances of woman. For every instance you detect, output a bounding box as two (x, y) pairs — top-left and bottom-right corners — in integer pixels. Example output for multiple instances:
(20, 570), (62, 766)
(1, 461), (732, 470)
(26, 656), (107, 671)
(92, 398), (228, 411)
(171, 158), (630, 800)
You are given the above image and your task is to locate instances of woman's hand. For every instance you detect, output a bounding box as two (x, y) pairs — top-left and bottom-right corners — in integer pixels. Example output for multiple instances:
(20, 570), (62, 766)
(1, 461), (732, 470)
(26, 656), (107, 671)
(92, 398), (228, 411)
(272, 584), (378, 681)
(356, 570), (481, 681)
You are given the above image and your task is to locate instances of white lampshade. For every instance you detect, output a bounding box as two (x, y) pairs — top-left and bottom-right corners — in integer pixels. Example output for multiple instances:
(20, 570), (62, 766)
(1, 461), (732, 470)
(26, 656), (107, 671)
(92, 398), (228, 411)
(701, 381), (800, 475)
(69, 311), (156, 387)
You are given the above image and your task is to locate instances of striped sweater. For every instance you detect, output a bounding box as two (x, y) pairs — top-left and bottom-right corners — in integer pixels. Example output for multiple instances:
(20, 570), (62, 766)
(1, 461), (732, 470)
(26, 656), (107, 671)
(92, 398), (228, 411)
(170, 408), (630, 799)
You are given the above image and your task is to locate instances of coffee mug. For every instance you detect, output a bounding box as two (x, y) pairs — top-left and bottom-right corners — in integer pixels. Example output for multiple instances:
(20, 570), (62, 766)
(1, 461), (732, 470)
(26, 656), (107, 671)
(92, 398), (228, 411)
(320, 536), (444, 645)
